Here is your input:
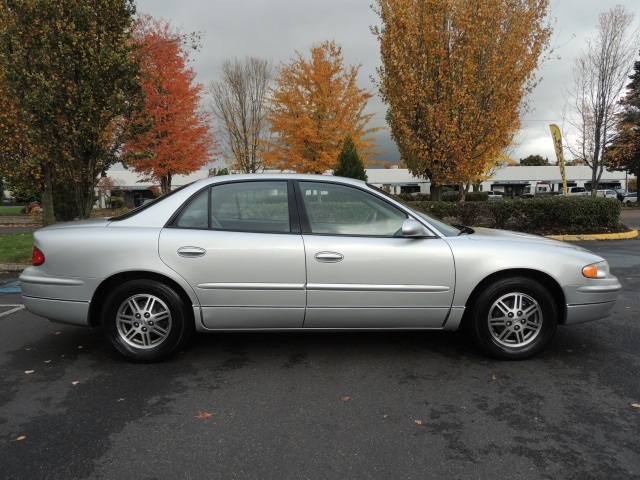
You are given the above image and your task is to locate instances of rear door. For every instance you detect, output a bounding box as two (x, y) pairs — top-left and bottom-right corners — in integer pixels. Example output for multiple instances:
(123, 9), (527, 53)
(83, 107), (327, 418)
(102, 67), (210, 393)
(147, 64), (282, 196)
(159, 180), (306, 329)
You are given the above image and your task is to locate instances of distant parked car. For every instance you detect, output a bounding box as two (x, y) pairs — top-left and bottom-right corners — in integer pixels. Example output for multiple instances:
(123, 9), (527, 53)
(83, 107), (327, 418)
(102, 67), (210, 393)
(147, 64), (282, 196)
(559, 186), (589, 196)
(614, 188), (628, 201)
(622, 192), (637, 204)
(596, 189), (617, 199)
(485, 191), (503, 200)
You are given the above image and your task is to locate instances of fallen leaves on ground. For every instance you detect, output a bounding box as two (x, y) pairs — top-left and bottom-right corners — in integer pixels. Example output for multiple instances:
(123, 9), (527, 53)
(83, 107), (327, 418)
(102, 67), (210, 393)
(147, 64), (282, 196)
(632, 404), (640, 409)
(196, 412), (214, 419)
(414, 420), (423, 425)
(341, 396), (351, 403)
(15, 436), (26, 441)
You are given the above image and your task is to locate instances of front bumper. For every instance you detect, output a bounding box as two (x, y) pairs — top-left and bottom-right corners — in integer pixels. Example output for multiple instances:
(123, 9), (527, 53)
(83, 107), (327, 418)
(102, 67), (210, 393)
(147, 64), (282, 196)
(563, 275), (622, 325)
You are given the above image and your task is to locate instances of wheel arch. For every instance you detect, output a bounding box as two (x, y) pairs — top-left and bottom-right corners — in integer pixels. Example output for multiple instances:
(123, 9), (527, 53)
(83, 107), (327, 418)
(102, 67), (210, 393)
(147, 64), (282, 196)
(88, 271), (197, 327)
(460, 269), (566, 328)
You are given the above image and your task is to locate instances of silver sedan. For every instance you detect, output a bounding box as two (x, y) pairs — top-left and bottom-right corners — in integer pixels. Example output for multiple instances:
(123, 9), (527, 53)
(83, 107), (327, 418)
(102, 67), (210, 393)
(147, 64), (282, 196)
(20, 174), (621, 361)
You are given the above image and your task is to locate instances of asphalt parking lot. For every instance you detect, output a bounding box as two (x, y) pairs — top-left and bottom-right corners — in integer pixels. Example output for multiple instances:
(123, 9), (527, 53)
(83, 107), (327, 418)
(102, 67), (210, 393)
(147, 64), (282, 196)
(1, 239), (639, 479)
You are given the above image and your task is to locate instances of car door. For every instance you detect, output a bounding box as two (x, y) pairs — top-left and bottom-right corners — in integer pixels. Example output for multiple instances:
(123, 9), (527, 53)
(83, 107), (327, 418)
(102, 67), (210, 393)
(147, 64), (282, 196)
(159, 180), (306, 329)
(296, 181), (456, 329)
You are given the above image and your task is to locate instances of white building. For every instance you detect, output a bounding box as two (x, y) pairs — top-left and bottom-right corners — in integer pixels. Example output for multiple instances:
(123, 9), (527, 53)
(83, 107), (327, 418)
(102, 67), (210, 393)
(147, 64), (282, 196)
(102, 164), (632, 207)
(366, 165), (628, 196)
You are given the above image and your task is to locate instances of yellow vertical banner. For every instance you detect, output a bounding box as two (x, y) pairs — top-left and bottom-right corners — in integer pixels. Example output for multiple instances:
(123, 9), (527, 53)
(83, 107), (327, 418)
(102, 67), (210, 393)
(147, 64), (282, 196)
(549, 124), (567, 196)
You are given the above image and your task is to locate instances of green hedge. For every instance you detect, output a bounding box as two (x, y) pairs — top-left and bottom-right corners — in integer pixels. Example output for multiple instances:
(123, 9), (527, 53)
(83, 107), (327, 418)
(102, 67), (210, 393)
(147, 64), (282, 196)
(307, 202), (371, 223)
(397, 191), (489, 202)
(218, 196), (622, 234)
(409, 197), (622, 234)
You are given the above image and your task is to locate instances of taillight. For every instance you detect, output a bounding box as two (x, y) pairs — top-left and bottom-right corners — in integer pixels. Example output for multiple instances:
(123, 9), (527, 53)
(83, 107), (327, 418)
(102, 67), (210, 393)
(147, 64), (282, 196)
(32, 246), (45, 266)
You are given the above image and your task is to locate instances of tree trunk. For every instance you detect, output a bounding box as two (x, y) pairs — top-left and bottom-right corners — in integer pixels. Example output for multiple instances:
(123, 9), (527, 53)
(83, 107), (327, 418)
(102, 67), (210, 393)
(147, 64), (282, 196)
(431, 184), (442, 201)
(161, 172), (172, 195)
(41, 165), (55, 226)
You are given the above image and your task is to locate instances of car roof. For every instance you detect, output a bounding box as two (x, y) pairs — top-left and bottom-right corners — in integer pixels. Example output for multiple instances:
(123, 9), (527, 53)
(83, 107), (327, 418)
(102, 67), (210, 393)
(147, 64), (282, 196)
(194, 173), (367, 186)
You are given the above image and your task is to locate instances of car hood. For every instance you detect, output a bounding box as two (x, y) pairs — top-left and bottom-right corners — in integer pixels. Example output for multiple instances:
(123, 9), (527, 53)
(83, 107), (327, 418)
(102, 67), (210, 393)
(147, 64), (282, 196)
(464, 227), (592, 252)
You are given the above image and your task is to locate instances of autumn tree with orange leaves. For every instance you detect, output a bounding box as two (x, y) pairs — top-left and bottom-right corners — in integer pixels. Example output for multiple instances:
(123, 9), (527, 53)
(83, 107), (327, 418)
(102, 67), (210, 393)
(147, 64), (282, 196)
(265, 40), (378, 174)
(374, 0), (551, 200)
(124, 16), (216, 194)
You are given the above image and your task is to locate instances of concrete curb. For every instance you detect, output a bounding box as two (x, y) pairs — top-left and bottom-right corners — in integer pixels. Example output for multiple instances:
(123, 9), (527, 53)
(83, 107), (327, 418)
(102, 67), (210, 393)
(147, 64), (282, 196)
(0, 264), (29, 273)
(547, 229), (639, 242)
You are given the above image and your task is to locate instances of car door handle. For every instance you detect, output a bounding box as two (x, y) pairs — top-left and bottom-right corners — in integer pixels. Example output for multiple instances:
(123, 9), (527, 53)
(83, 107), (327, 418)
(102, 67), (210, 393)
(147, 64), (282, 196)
(177, 247), (206, 258)
(314, 252), (344, 263)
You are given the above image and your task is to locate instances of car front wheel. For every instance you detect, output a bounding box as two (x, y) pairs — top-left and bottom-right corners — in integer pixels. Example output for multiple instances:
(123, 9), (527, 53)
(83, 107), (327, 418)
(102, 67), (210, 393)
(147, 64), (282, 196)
(467, 277), (558, 359)
(102, 279), (193, 362)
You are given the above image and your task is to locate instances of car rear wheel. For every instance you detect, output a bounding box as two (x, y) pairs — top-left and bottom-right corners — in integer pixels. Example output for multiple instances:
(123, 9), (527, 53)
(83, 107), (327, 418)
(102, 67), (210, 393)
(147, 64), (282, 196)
(467, 276), (557, 359)
(102, 279), (193, 362)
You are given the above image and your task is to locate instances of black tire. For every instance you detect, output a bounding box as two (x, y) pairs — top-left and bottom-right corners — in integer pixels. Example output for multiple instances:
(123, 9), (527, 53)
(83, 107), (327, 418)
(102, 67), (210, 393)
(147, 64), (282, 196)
(466, 276), (557, 360)
(102, 279), (193, 362)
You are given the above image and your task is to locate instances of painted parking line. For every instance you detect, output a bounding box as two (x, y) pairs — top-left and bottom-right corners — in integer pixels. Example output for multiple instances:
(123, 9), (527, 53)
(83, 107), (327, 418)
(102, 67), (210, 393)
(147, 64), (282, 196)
(0, 304), (25, 317)
(0, 281), (21, 293)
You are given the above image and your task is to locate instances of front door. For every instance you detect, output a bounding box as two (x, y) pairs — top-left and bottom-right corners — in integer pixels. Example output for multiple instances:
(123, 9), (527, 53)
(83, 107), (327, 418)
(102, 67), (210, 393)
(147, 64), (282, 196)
(296, 181), (455, 328)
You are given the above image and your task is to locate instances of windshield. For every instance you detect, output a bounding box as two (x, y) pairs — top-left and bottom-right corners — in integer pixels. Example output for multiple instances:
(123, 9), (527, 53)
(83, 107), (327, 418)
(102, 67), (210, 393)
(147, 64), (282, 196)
(368, 185), (461, 237)
(109, 183), (193, 221)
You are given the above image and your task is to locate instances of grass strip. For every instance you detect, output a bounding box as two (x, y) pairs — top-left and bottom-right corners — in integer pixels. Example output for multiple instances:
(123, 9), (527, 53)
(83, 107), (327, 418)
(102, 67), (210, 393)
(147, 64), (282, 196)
(0, 206), (25, 215)
(0, 233), (33, 263)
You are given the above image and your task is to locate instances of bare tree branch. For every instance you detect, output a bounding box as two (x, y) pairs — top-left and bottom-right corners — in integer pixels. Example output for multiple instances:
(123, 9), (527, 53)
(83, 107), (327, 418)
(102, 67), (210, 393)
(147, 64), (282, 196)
(208, 57), (272, 173)
(563, 5), (640, 193)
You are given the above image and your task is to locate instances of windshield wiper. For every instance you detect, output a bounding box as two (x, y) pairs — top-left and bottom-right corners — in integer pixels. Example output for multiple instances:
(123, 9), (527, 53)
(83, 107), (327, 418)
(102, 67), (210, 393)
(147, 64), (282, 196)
(453, 224), (475, 235)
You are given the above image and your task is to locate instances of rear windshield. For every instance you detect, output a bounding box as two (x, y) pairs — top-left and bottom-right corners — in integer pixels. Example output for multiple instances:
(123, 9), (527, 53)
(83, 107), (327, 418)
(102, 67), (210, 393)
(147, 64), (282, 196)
(109, 183), (193, 221)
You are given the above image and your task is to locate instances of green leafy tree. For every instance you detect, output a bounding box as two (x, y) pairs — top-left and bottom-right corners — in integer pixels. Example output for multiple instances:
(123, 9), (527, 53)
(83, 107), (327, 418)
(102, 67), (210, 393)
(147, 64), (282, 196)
(4, 178), (40, 204)
(519, 154), (551, 166)
(333, 136), (368, 181)
(208, 167), (230, 176)
(0, 0), (144, 225)
(608, 52), (640, 179)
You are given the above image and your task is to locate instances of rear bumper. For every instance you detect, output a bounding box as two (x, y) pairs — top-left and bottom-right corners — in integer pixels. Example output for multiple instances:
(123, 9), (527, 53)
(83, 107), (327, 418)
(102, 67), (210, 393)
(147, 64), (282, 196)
(20, 267), (96, 327)
(21, 295), (91, 326)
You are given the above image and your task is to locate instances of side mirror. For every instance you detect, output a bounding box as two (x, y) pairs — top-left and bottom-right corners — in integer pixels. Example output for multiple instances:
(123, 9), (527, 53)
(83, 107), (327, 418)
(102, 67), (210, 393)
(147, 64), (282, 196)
(402, 218), (429, 237)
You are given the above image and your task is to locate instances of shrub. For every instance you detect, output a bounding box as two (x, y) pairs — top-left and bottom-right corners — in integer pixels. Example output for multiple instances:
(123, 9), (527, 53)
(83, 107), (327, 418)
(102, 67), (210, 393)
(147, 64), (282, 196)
(488, 200), (521, 229)
(466, 191), (489, 202)
(397, 193), (431, 202)
(441, 191), (459, 202)
(457, 201), (489, 225)
(409, 196), (621, 234)
(409, 201), (458, 221)
(513, 197), (621, 234)
(109, 196), (125, 209)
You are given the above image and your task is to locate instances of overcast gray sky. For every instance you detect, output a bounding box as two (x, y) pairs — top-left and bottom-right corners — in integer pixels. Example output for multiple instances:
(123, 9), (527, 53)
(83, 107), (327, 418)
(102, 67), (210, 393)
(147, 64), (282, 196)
(136, 0), (640, 165)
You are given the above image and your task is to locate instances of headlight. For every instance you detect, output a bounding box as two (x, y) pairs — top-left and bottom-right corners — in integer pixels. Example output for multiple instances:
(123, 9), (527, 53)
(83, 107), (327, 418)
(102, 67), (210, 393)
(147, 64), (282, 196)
(582, 261), (609, 279)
